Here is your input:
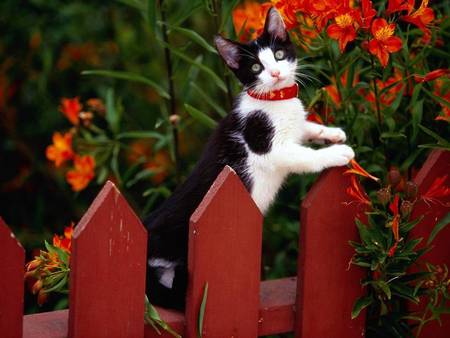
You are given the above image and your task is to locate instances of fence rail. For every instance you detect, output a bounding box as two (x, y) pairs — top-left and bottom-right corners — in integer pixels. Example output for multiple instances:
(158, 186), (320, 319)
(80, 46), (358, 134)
(1, 150), (448, 338)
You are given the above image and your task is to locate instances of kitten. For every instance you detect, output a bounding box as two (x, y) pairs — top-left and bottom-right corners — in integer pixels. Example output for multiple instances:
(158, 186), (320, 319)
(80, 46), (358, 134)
(145, 7), (354, 310)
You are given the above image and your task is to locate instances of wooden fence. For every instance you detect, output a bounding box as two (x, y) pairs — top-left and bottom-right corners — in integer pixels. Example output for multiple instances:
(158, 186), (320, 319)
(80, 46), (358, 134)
(1, 150), (448, 338)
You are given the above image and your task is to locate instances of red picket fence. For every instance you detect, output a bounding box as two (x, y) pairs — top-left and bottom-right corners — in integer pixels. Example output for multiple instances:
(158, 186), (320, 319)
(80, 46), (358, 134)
(1, 150), (448, 338)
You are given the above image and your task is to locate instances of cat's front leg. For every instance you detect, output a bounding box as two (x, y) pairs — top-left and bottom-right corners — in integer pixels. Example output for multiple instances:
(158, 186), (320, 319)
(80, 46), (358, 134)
(301, 121), (347, 144)
(273, 143), (355, 173)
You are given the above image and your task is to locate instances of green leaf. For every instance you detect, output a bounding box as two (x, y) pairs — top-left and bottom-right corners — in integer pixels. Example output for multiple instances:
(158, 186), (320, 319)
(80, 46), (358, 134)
(45, 274), (68, 293)
(380, 132), (407, 139)
(220, 0), (241, 30)
(351, 296), (373, 319)
(411, 99), (423, 142)
(82, 70), (170, 99)
(378, 281), (392, 300)
(198, 282), (208, 338)
(419, 125), (450, 147)
(191, 82), (227, 117)
(185, 104), (217, 129)
(170, 26), (217, 54)
(117, 131), (165, 140)
(158, 40), (227, 92)
(147, 0), (158, 33)
(427, 212), (450, 245)
(105, 88), (121, 135)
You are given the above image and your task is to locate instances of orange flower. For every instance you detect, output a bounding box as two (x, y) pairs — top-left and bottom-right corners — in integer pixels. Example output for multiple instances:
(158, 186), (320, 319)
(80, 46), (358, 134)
(66, 155), (95, 191)
(368, 18), (402, 67)
(304, 0), (343, 31)
(433, 80), (450, 122)
(366, 69), (404, 107)
(414, 69), (450, 83)
(53, 223), (74, 252)
(401, 0), (435, 43)
(45, 132), (74, 167)
(324, 70), (359, 107)
(422, 175), (450, 206)
(326, 9), (360, 52)
(145, 151), (172, 185)
(388, 241), (399, 257)
(307, 112), (324, 124)
(232, 1), (270, 42)
(344, 159), (380, 182)
(59, 97), (82, 125)
(346, 175), (371, 205)
(270, 0), (303, 30)
(389, 194), (400, 241)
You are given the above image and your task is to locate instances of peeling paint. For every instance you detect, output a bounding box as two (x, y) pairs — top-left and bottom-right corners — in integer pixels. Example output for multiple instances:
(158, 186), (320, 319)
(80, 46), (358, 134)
(119, 219), (123, 232)
(109, 238), (113, 256)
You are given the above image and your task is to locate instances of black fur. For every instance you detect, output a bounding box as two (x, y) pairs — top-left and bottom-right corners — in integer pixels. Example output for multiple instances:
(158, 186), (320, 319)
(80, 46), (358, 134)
(145, 7), (295, 310)
(244, 110), (275, 154)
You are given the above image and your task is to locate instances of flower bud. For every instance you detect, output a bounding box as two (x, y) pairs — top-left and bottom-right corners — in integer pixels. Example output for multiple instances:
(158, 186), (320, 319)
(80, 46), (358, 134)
(400, 200), (413, 218)
(37, 289), (48, 306)
(79, 111), (93, 127)
(388, 168), (401, 187)
(376, 187), (391, 205)
(404, 181), (418, 201)
(32, 280), (43, 295)
(169, 114), (180, 125)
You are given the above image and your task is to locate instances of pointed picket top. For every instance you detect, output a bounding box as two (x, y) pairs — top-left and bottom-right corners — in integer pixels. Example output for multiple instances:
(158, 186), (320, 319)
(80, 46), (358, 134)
(69, 181), (147, 338)
(186, 166), (263, 338)
(0, 217), (24, 338)
(296, 167), (366, 338)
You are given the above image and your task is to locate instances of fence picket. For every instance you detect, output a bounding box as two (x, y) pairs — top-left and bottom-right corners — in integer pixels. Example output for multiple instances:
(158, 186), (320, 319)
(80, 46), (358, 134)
(68, 181), (147, 338)
(185, 166), (263, 338)
(295, 167), (366, 338)
(409, 150), (450, 337)
(0, 217), (24, 338)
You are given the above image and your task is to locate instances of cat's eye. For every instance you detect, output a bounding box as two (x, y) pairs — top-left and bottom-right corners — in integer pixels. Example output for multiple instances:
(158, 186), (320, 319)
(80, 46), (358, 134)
(275, 49), (286, 60)
(251, 63), (262, 73)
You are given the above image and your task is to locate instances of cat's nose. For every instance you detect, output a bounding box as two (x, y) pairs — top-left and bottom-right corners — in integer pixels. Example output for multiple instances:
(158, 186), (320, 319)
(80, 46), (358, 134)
(270, 70), (281, 78)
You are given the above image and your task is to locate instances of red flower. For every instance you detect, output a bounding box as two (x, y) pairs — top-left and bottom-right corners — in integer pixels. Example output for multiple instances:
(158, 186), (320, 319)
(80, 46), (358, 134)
(326, 9), (360, 52)
(422, 175), (450, 206)
(414, 69), (450, 83)
(388, 241), (399, 257)
(307, 112), (324, 124)
(389, 194), (400, 241)
(271, 0), (304, 30)
(401, 0), (435, 43)
(66, 155), (95, 192)
(360, 0), (376, 30)
(366, 69), (405, 107)
(45, 132), (74, 167)
(368, 18), (402, 67)
(52, 223), (74, 252)
(386, 0), (415, 15)
(59, 97), (82, 125)
(344, 159), (380, 182)
(304, 0), (343, 31)
(346, 175), (371, 205)
(433, 80), (450, 122)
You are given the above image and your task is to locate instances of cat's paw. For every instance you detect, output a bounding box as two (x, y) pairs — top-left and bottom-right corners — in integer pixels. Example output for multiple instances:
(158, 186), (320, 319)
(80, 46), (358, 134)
(321, 144), (355, 168)
(319, 127), (347, 144)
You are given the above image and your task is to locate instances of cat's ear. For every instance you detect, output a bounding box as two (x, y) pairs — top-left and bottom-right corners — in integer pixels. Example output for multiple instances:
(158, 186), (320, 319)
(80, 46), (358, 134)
(263, 7), (287, 41)
(214, 35), (240, 70)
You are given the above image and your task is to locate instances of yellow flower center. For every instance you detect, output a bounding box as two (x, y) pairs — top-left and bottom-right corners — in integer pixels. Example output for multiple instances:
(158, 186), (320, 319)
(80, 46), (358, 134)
(335, 14), (353, 28)
(375, 25), (394, 41)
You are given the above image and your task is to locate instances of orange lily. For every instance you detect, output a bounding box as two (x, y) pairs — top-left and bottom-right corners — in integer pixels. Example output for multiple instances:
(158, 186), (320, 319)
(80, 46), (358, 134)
(232, 1), (271, 42)
(414, 69), (450, 83)
(53, 223), (74, 252)
(389, 194), (400, 241)
(270, 0), (304, 30)
(344, 159), (380, 182)
(401, 0), (435, 43)
(368, 18), (402, 67)
(45, 132), (74, 167)
(388, 241), (399, 257)
(59, 97), (82, 125)
(66, 155), (95, 191)
(360, 0), (376, 30)
(386, 0), (414, 15)
(326, 9), (360, 52)
(422, 175), (450, 206)
(346, 175), (371, 205)
(433, 80), (450, 122)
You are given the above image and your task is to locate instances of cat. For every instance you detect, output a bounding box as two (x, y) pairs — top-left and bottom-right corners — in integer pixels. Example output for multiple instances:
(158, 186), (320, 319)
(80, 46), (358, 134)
(144, 7), (354, 310)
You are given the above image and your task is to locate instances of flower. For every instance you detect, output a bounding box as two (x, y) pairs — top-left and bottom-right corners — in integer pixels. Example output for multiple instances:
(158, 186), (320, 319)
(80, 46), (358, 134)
(52, 223), (74, 252)
(344, 159), (380, 182)
(304, 0), (343, 31)
(386, 0), (415, 15)
(326, 9), (360, 52)
(307, 112), (324, 124)
(66, 155), (95, 191)
(401, 0), (435, 43)
(368, 18), (402, 67)
(433, 80), (450, 122)
(59, 97), (82, 125)
(366, 69), (404, 107)
(346, 175), (371, 205)
(232, 1), (271, 42)
(45, 132), (74, 167)
(270, 0), (303, 30)
(421, 175), (450, 206)
(388, 241), (399, 257)
(389, 194), (400, 241)
(360, 0), (376, 30)
(414, 69), (450, 83)
(324, 71), (359, 107)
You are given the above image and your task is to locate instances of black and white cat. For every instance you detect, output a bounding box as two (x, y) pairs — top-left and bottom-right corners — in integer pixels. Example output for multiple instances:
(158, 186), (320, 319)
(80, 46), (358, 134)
(145, 7), (354, 310)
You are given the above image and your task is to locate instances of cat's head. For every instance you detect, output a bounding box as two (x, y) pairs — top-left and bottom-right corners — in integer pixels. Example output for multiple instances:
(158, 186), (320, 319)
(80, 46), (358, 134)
(214, 7), (297, 93)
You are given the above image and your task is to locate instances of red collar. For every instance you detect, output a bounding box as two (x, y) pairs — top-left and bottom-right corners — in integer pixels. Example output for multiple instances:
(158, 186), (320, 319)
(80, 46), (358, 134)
(247, 84), (298, 101)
